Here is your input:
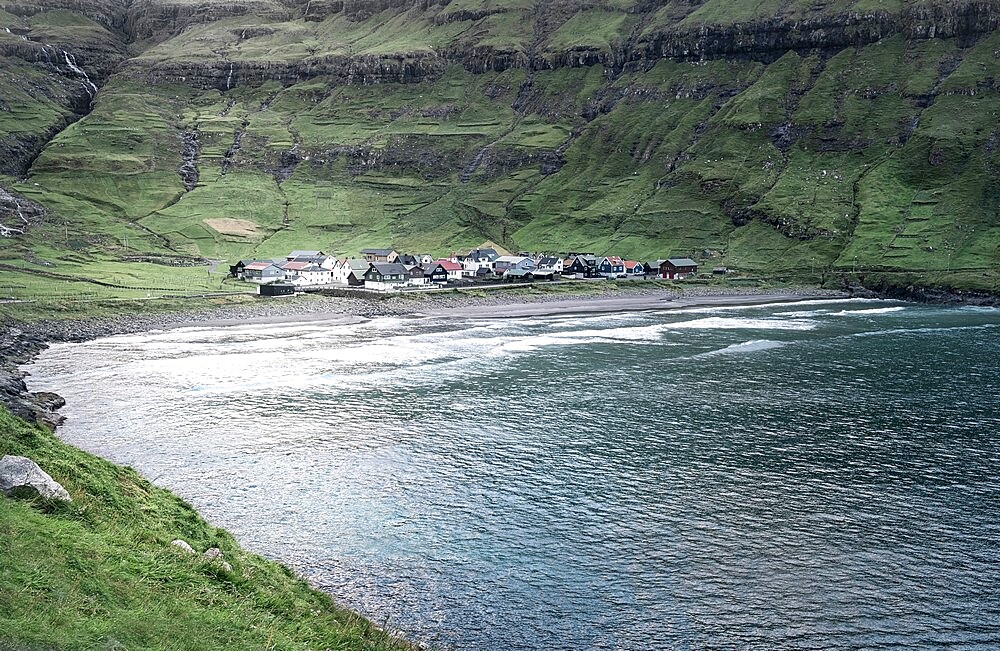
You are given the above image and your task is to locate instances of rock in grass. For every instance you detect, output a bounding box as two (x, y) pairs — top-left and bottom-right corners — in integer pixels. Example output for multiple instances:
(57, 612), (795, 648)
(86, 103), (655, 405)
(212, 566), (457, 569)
(202, 547), (233, 572)
(0, 455), (71, 501)
(170, 539), (195, 554)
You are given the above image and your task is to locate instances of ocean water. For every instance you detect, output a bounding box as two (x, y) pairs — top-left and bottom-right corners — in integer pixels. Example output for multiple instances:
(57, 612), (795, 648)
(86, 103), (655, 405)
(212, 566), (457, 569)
(27, 299), (1000, 650)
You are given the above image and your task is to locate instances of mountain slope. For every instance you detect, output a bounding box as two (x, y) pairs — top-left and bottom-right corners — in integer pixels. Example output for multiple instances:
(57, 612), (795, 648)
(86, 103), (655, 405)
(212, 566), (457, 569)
(1, 0), (997, 297)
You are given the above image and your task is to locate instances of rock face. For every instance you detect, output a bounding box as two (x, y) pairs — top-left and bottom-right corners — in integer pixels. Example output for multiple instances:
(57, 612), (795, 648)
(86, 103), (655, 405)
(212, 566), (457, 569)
(0, 455), (72, 501)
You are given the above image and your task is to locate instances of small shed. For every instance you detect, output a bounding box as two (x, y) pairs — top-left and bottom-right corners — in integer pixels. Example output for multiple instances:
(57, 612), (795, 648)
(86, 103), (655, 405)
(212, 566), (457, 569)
(259, 283), (295, 297)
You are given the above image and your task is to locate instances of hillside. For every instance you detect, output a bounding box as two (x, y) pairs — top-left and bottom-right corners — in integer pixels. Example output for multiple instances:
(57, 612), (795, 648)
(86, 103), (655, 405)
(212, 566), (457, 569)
(0, 405), (410, 649)
(0, 0), (998, 299)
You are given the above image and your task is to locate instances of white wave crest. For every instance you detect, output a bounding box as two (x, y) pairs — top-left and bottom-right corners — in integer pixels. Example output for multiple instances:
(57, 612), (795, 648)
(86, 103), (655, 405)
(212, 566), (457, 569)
(697, 339), (788, 357)
(831, 307), (905, 316)
(664, 316), (817, 331)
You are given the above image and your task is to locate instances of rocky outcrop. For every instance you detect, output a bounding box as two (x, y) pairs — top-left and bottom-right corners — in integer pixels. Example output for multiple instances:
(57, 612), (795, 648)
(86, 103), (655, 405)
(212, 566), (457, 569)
(123, 52), (448, 90)
(125, 0), (293, 42)
(0, 455), (72, 501)
(0, 0), (127, 32)
(636, 1), (999, 62)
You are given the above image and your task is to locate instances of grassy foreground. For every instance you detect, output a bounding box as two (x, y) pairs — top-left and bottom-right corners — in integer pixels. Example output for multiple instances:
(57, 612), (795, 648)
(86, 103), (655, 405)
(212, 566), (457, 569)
(0, 407), (411, 651)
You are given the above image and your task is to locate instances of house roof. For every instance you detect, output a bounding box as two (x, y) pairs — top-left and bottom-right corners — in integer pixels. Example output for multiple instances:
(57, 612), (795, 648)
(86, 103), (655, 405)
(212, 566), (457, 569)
(538, 256), (561, 266)
(368, 262), (408, 276)
(422, 262), (445, 274)
(245, 261), (276, 271)
(604, 256), (624, 265)
(361, 248), (396, 256)
(666, 257), (698, 267)
(504, 268), (533, 277)
(495, 255), (529, 264)
(397, 254), (418, 265)
(346, 259), (371, 271)
(281, 261), (311, 270)
(624, 260), (641, 270)
(435, 260), (463, 271)
(466, 248), (499, 260)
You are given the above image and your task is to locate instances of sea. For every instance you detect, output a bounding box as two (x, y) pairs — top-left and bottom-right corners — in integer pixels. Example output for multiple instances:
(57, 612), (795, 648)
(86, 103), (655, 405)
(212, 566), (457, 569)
(27, 298), (1000, 650)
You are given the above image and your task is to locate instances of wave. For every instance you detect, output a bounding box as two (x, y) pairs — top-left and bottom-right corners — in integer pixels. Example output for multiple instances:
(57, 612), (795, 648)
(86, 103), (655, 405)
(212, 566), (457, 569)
(663, 316), (818, 331)
(696, 339), (788, 357)
(830, 307), (906, 316)
(848, 323), (1000, 338)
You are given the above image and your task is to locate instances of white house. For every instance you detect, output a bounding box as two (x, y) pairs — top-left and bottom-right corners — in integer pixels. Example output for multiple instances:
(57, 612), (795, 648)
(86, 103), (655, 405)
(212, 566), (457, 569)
(435, 259), (465, 281)
(281, 261), (331, 285)
(536, 255), (564, 274)
(461, 248), (499, 277)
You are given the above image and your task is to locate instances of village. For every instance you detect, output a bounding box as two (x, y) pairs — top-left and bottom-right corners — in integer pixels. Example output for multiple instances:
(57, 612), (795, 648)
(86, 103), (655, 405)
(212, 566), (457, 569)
(229, 247), (706, 295)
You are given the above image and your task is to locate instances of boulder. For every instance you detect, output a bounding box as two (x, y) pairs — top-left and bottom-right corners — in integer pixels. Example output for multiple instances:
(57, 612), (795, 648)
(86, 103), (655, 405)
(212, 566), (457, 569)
(202, 547), (232, 572)
(0, 455), (71, 501)
(170, 539), (195, 554)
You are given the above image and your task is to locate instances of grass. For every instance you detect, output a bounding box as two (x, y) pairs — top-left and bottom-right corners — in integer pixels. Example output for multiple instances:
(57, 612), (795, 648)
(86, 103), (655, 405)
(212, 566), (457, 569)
(0, 407), (412, 650)
(1, 2), (997, 298)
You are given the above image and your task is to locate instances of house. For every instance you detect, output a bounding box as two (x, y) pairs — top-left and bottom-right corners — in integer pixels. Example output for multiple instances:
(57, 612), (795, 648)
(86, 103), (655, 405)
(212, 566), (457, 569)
(290, 254), (337, 271)
(435, 259), (464, 281)
(280, 261), (332, 285)
(564, 255), (597, 278)
(624, 260), (644, 277)
(494, 255), (536, 274)
(243, 262), (286, 284)
(259, 283), (295, 297)
(536, 256), (564, 274)
(530, 269), (556, 282)
(231, 259), (263, 279)
(286, 250), (324, 261)
(364, 262), (408, 291)
(643, 260), (666, 276)
(405, 264), (427, 286)
(361, 248), (399, 263)
(503, 268), (534, 282)
(660, 257), (699, 279)
(345, 259), (371, 286)
(461, 248), (499, 276)
(597, 256), (626, 279)
(423, 262), (449, 284)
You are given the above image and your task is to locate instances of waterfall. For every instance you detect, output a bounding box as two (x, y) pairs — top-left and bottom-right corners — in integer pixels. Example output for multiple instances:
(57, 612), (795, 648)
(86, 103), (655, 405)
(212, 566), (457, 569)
(0, 190), (27, 237)
(226, 62), (234, 90)
(63, 50), (98, 97)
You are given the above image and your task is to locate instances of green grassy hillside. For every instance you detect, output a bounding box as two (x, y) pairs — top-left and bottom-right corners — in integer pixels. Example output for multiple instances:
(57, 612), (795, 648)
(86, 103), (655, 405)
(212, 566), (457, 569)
(0, 406), (410, 650)
(1, 0), (998, 300)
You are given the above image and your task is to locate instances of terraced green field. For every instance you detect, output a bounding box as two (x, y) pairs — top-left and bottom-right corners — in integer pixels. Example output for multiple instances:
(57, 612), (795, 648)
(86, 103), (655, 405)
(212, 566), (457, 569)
(0, 0), (997, 301)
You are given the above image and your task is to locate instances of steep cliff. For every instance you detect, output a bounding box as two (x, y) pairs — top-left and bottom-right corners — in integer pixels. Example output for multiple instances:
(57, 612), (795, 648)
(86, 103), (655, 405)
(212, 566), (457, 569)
(0, 0), (997, 295)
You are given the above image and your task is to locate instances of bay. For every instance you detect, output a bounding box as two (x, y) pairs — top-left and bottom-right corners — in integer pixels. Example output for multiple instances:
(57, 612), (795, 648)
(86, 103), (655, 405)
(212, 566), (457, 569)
(27, 299), (1000, 650)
